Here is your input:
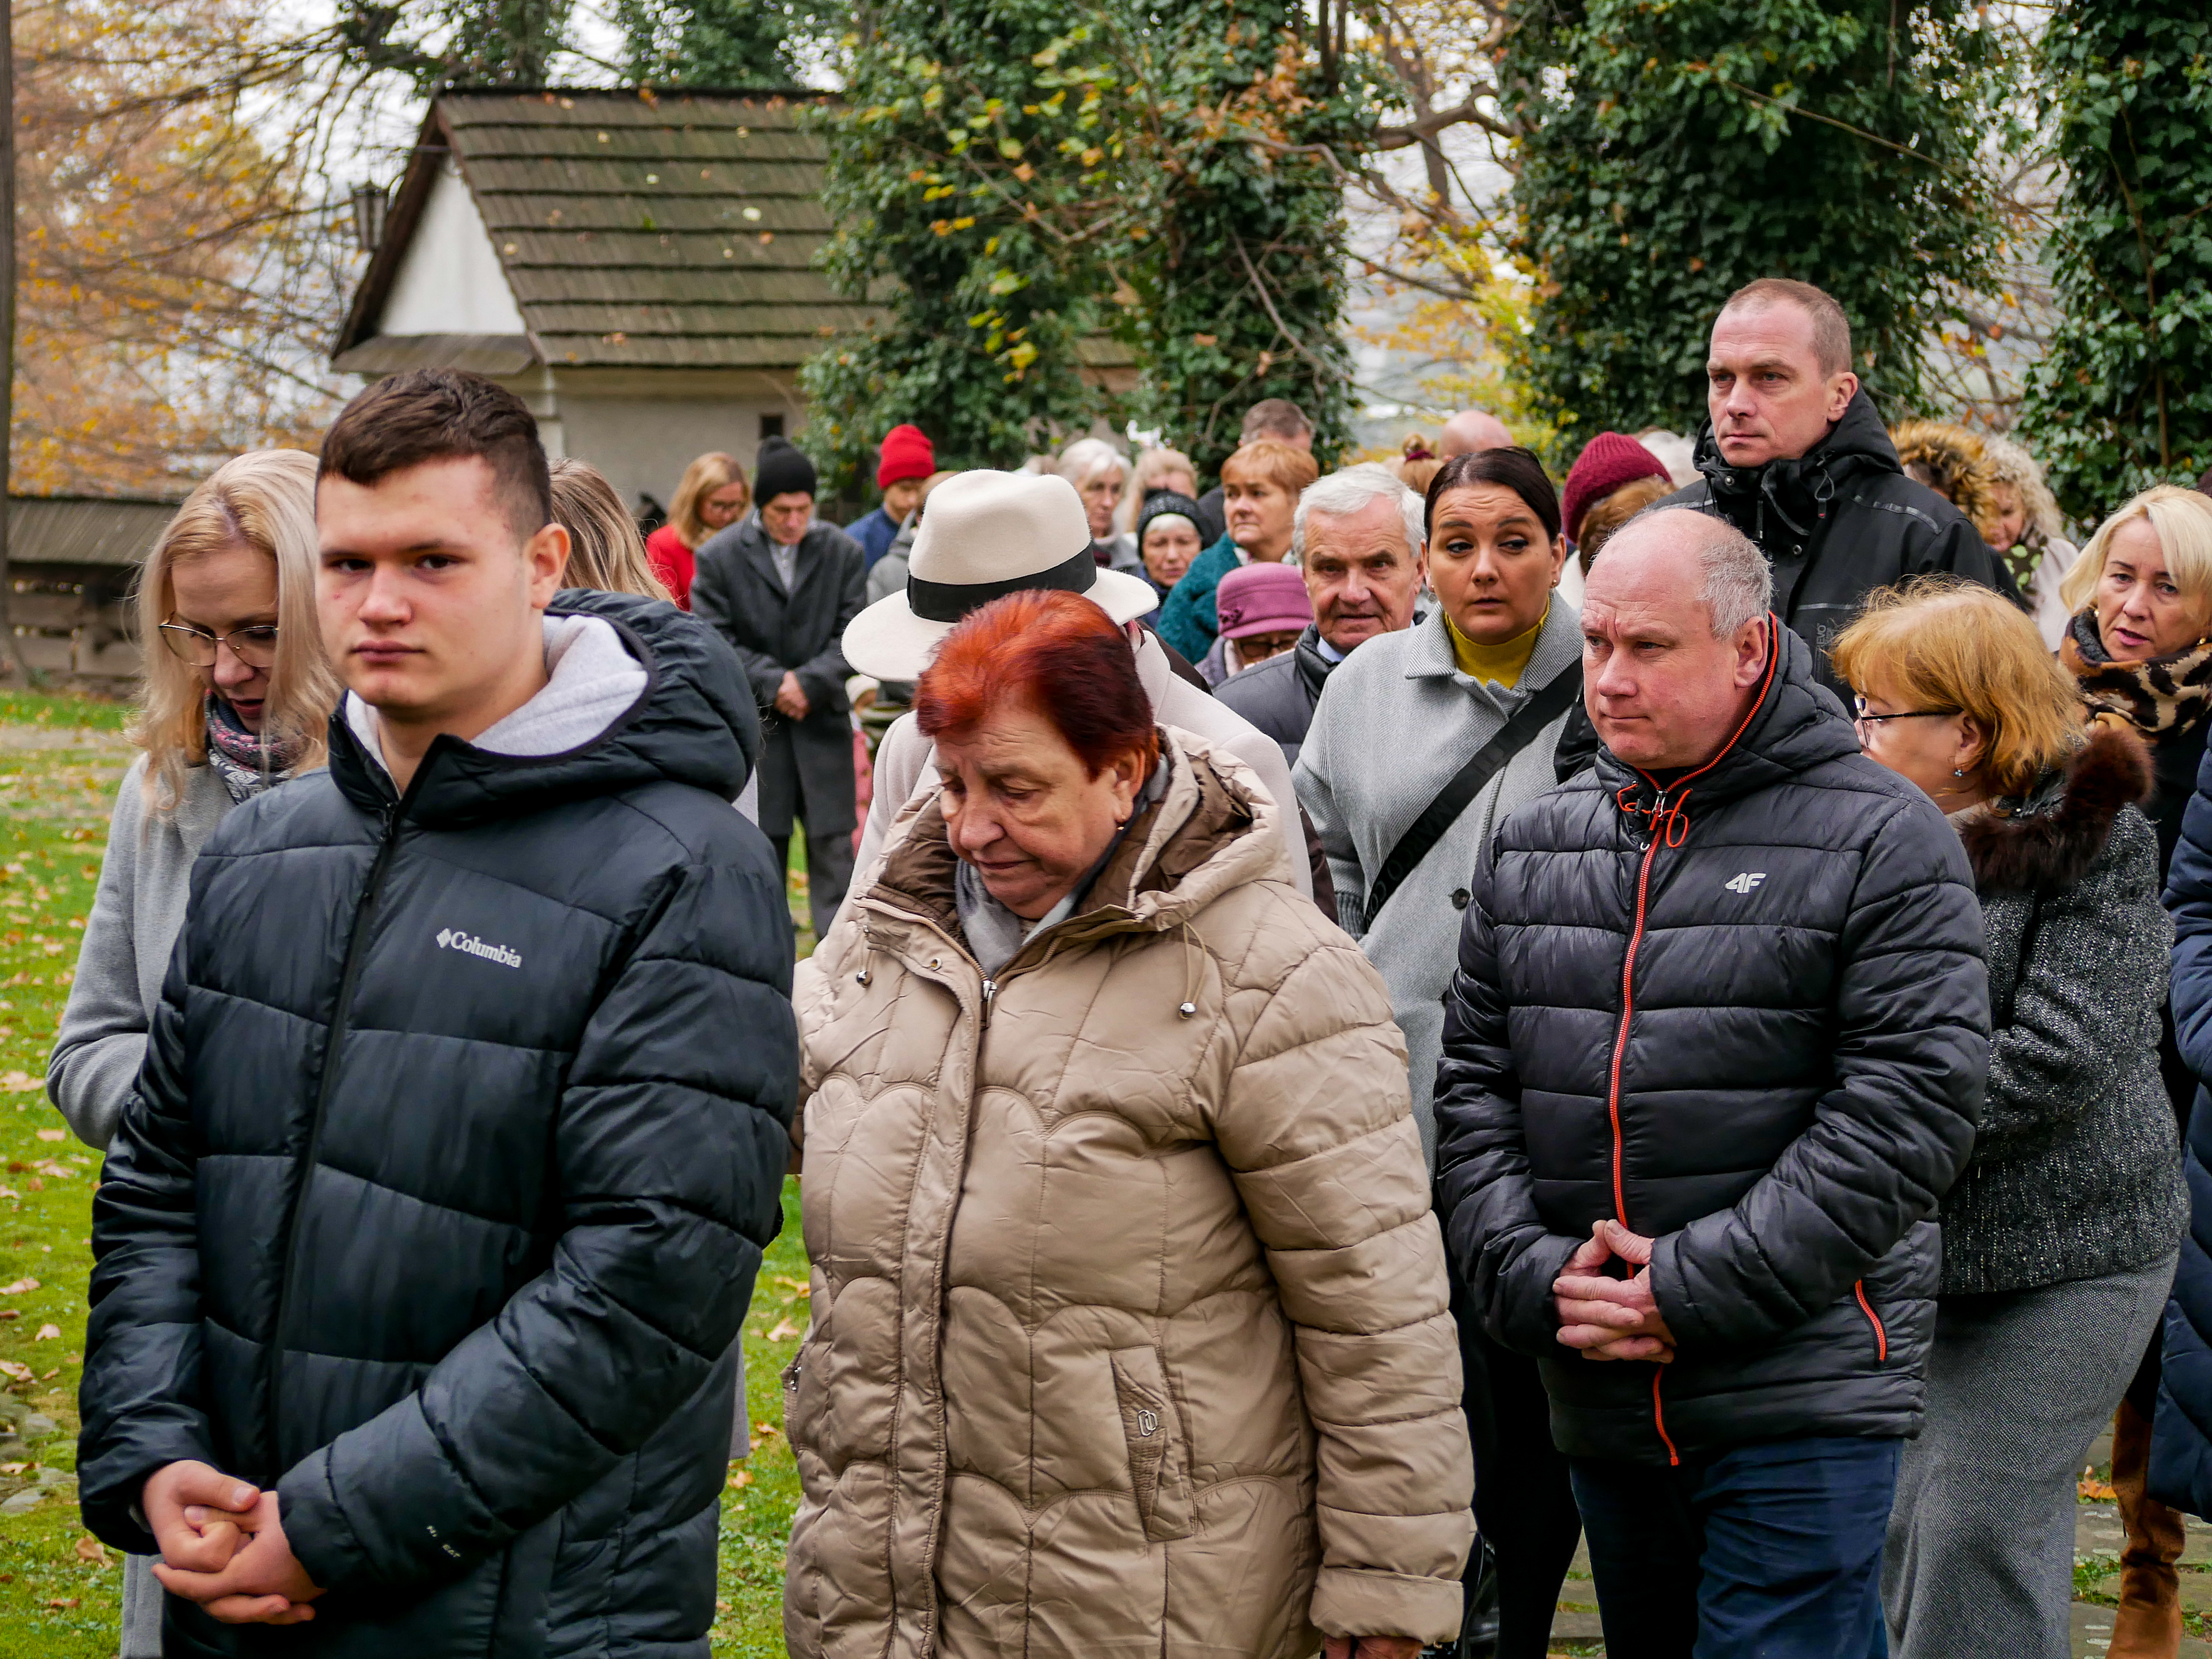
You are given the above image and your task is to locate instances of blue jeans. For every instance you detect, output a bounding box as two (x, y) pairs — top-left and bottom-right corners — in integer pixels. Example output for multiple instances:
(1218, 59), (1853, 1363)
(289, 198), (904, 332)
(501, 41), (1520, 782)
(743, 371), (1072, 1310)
(1570, 1436), (1900, 1659)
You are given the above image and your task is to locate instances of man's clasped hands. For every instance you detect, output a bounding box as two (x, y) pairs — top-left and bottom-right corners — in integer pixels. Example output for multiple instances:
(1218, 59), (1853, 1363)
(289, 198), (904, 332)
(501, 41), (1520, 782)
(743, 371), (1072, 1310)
(141, 1460), (325, 1625)
(1554, 1218), (1678, 1363)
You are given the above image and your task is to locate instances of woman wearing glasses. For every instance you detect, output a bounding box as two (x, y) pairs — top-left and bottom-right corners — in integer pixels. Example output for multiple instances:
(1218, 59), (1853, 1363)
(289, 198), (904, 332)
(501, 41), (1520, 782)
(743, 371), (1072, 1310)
(49, 448), (338, 1655)
(1831, 579), (2184, 1659)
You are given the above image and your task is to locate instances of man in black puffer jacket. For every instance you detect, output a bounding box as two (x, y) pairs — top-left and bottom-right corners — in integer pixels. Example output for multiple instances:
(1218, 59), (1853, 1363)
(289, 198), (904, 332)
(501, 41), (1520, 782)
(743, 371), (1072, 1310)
(1669, 279), (2017, 698)
(1551, 280), (2016, 785)
(77, 370), (797, 1656)
(1435, 507), (1988, 1657)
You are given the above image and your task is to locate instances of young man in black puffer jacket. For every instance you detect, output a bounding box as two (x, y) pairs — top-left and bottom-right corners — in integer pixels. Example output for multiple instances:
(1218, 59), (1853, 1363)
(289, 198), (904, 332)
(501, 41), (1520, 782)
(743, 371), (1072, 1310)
(77, 369), (797, 1656)
(1434, 506), (1990, 1658)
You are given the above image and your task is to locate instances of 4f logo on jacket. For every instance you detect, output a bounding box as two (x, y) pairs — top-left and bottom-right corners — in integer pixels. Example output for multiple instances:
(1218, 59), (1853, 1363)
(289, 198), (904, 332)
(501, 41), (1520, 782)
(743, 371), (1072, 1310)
(1723, 872), (1768, 894)
(435, 927), (522, 968)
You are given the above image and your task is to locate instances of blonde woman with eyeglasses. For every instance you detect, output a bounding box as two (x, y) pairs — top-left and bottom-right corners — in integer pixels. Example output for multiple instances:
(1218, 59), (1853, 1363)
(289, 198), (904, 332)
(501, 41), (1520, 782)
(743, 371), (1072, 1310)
(47, 448), (338, 1657)
(1833, 579), (2184, 1659)
(51, 448), (339, 1153)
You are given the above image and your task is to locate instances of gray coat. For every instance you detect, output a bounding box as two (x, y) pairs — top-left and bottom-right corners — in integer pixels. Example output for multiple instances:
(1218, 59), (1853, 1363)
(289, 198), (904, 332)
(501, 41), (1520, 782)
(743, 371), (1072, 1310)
(48, 756), (233, 1150)
(691, 516), (867, 836)
(1294, 600), (1581, 1163)
(1944, 726), (2188, 1296)
(48, 754), (236, 1659)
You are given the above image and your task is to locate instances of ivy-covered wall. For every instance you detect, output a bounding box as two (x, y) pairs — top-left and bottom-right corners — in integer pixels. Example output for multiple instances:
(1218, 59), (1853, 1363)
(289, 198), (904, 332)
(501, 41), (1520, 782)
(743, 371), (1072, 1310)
(2022, 4), (2212, 518)
(800, 9), (1118, 487)
(804, 0), (1363, 486)
(1121, 0), (1366, 475)
(1503, 0), (1996, 462)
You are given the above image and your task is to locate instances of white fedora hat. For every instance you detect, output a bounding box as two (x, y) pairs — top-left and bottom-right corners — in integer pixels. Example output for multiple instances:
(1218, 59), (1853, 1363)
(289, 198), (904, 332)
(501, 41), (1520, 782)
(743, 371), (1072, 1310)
(841, 469), (1162, 680)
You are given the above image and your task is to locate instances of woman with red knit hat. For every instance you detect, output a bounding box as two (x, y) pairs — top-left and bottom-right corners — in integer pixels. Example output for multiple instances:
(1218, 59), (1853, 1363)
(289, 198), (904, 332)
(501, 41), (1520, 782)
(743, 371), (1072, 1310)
(1559, 431), (1675, 605)
(849, 423), (936, 570)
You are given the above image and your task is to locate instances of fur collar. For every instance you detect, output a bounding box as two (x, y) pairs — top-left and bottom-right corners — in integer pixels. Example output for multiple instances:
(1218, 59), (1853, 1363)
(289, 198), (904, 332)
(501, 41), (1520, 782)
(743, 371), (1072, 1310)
(1959, 724), (2152, 895)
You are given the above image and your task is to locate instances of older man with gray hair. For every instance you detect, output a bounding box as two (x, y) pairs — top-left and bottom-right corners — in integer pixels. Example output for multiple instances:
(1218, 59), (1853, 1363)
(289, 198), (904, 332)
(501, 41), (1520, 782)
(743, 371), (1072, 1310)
(1215, 463), (1426, 766)
(1433, 506), (1991, 1658)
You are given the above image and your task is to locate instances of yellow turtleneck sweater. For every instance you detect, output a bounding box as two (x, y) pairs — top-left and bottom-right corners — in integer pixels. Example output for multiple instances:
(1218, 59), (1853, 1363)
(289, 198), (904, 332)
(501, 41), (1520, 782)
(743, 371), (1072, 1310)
(1445, 602), (1548, 687)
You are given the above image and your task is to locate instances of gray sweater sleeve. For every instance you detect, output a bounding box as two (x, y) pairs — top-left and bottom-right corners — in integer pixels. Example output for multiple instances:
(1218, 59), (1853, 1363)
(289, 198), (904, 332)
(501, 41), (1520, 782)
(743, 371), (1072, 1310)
(48, 758), (173, 1151)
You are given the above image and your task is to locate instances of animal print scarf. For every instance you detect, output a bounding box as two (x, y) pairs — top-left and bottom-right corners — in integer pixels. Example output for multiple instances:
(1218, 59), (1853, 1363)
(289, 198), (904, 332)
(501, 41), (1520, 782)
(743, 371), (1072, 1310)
(2060, 609), (2212, 739)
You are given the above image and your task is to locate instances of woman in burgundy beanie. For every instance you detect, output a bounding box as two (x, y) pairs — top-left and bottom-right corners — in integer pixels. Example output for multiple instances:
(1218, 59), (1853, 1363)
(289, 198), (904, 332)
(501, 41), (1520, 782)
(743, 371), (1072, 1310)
(1560, 431), (1675, 547)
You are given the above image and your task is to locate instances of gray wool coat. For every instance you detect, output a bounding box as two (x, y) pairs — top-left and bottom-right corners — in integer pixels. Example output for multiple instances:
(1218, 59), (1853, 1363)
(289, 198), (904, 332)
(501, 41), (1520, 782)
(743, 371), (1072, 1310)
(1942, 726), (2188, 1296)
(48, 756), (233, 1151)
(690, 516), (867, 838)
(1294, 600), (1582, 1165)
(48, 753), (236, 1659)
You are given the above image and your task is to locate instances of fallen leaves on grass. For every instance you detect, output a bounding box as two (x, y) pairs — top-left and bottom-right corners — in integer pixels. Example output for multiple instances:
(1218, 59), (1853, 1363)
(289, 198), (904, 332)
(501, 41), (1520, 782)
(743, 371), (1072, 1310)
(765, 1317), (801, 1341)
(33, 1128), (62, 1141)
(46, 1596), (78, 1609)
(2081, 1475), (2118, 1501)
(2, 1279), (39, 1294)
(0, 1361), (31, 1381)
(75, 1536), (107, 1565)
(1, 1073), (44, 1093)
(729, 1468), (754, 1488)
(33, 1324), (58, 1340)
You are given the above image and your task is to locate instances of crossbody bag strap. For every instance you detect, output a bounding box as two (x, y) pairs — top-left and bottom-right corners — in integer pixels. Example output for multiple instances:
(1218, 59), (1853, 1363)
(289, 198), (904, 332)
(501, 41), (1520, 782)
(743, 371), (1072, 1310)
(1360, 662), (1584, 932)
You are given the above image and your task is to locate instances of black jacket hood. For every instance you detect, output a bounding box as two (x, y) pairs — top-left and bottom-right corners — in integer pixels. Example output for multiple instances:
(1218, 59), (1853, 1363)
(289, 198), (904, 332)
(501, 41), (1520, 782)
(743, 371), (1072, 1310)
(1694, 388), (1904, 536)
(329, 588), (762, 826)
(1594, 619), (1862, 818)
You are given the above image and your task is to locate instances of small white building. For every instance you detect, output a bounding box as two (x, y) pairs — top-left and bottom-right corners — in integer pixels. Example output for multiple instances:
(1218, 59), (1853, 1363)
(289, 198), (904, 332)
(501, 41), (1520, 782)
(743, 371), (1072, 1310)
(332, 88), (882, 513)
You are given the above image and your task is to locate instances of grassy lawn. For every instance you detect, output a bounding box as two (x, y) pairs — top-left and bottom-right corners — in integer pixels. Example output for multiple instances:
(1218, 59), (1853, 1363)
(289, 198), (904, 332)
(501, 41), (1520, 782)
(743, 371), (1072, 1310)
(0, 689), (809, 1657)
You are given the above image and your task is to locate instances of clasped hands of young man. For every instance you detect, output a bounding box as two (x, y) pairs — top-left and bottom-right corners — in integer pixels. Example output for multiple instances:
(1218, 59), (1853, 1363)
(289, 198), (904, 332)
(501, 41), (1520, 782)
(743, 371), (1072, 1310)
(140, 1460), (324, 1624)
(1555, 1218), (1679, 1363)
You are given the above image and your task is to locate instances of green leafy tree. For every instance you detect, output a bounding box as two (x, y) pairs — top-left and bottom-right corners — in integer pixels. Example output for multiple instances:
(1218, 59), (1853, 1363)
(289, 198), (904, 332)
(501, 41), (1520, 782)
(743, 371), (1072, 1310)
(441, 0), (569, 82)
(1124, 2), (1370, 474)
(1502, 0), (1998, 460)
(805, 0), (1372, 484)
(800, 9), (1126, 487)
(2022, 5), (2212, 516)
(614, 0), (810, 89)
(335, 1), (569, 86)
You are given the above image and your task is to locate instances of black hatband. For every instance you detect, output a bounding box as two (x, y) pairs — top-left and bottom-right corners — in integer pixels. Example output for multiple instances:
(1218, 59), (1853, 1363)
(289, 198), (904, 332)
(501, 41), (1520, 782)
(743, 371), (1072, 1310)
(906, 545), (1097, 623)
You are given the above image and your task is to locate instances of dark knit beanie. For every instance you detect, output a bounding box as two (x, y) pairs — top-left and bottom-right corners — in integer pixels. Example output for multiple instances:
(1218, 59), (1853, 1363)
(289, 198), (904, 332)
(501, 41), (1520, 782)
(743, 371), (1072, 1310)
(1137, 490), (1206, 546)
(754, 437), (817, 505)
(1561, 432), (1672, 544)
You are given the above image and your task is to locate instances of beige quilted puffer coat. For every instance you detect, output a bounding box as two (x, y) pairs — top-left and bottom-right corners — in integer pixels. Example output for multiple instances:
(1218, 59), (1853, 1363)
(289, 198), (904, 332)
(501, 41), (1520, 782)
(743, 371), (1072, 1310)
(786, 727), (1473, 1659)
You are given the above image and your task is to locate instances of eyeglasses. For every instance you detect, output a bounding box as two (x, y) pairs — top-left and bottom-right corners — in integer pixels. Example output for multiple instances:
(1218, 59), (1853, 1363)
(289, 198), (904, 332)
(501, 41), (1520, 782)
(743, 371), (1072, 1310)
(158, 622), (280, 670)
(1851, 696), (1957, 733)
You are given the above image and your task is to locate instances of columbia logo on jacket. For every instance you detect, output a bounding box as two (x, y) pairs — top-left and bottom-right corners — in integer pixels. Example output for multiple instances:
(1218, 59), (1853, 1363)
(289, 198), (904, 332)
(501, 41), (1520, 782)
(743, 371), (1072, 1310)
(435, 927), (522, 968)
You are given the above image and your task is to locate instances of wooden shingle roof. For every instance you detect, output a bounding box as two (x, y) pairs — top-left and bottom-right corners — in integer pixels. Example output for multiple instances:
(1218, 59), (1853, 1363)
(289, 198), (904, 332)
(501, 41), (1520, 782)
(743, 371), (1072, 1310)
(335, 88), (882, 373)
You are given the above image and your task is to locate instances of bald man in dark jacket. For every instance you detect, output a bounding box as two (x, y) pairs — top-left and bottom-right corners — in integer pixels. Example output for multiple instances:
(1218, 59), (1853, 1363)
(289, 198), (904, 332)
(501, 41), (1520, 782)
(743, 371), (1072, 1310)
(1437, 507), (1987, 1658)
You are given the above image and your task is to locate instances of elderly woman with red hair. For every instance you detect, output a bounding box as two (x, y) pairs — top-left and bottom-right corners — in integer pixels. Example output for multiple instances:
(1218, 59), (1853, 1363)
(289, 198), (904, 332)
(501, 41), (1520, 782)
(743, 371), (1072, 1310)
(786, 588), (1472, 1659)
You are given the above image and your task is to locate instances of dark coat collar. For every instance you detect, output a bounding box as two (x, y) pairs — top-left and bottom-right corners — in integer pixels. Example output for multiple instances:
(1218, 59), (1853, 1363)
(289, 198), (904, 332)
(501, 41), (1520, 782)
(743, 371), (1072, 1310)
(1293, 624), (1335, 704)
(1594, 620), (1861, 820)
(1693, 389), (1902, 541)
(328, 589), (759, 828)
(1960, 724), (2153, 896)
